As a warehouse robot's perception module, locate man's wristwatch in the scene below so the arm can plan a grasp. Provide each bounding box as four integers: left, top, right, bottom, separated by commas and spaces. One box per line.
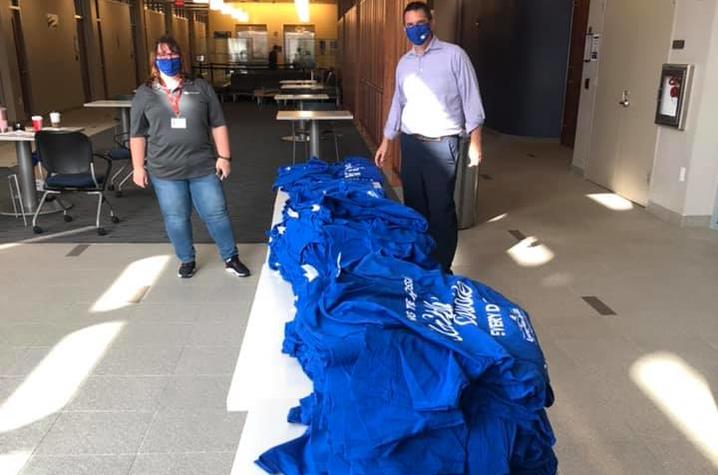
217, 156, 231, 162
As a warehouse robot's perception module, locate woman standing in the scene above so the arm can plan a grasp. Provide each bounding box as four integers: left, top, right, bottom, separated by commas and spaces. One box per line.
130, 36, 250, 279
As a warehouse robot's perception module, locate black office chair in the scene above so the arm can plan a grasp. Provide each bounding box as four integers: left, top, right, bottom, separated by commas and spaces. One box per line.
32, 131, 119, 236
106, 132, 132, 197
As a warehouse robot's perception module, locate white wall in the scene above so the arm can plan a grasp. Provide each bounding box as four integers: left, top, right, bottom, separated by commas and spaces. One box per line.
571, 0, 607, 171
649, 0, 718, 217
574, 0, 718, 222
682, 4, 718, 216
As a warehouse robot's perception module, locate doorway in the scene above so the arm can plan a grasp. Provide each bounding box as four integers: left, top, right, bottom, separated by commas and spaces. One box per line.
10, 2, 32, 119
561, 0, 591, 148
74, 0, 92, 103
586, 0, 675, 205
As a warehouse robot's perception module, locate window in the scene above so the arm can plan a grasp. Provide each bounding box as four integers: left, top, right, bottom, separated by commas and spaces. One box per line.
284, 25, 315, 67
233, 24, 268, 63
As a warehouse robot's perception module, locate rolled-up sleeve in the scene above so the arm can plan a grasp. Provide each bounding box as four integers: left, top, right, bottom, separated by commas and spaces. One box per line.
454, 49, 485, 133
200, 79, 226, 128
130, 90, 149, 138
383, 68, 405, 140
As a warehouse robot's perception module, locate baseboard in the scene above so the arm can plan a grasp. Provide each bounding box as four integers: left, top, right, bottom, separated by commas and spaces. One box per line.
570, 164, 585, 177
647, 201, 712, 228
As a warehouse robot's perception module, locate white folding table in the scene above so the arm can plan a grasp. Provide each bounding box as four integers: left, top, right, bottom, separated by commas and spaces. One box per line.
274, 93, 331, 143
227, 191, 312, 474
83, 100, 132, 135
279, 80, 318, 85
280, 84, 326, 92
276, 110, 354, 161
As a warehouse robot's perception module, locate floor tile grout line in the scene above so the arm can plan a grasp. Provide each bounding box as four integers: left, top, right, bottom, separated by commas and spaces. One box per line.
23, 411, 64, 468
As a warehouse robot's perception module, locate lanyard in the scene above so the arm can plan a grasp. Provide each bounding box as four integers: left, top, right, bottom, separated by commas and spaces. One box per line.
160, 80, 184, 117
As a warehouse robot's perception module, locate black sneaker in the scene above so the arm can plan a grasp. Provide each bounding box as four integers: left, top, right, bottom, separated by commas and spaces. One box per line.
225, 256, 250, 277
178, 261, 196, 279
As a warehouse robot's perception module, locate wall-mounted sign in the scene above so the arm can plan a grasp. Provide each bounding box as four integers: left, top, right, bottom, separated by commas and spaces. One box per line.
46, 13, 59, 30
213, 31, 232, 39
583, 33, 600, 62
655, 64, 694, 130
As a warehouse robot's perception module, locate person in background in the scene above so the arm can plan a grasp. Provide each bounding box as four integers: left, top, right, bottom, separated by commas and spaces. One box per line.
375, 1, 485, 273
293, 47, 303, 69
268, 45, 280, 70
130, 35, 250, 279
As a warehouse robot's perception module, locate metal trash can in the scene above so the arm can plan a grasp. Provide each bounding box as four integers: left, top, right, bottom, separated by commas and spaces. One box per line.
454, 137, 479, 230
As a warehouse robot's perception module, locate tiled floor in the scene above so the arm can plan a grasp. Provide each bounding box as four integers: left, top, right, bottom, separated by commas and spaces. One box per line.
0, 133, 717, 474
0, 244, 264, 474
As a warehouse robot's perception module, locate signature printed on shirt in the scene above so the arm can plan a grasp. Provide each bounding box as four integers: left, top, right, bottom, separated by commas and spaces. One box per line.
401, 276, 537, 344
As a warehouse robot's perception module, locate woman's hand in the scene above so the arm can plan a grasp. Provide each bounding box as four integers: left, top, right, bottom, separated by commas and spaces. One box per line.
216, 158, 231, 180
133, 168, 149, 188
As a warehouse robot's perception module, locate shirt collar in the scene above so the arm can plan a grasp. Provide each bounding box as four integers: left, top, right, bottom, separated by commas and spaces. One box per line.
409, 36, 442, 57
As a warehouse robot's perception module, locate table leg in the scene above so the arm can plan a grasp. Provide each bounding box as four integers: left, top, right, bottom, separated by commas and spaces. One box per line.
16, 141, 37, 213
298, 100, 306, 132
120, 108, 130, 135
310, 120, 320, 159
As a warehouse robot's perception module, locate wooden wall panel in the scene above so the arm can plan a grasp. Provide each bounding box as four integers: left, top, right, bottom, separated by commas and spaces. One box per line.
339, 0, 409, 181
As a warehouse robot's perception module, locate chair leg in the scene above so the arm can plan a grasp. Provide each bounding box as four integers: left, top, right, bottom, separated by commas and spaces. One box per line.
117, 169, 133, 192
32, 191, 50, 231
102, 194, 116, 215
110, 164, 127, 187
94, 192, 103, 229
8, 174, 27, 226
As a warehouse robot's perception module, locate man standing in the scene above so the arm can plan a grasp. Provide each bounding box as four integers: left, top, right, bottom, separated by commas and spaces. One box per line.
268, 45, 279, 70
375, 1, 485, 273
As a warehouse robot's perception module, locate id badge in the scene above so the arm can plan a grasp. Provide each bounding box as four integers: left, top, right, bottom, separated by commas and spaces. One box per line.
171, 117, 187, 129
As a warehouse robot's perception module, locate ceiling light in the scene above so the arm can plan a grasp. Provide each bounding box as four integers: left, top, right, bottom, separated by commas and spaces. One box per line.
294, 0, 310, 22
209, 0, 223, 10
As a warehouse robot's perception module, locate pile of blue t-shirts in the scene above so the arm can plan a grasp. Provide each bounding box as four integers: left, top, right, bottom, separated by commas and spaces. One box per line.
259, 157, 557, 475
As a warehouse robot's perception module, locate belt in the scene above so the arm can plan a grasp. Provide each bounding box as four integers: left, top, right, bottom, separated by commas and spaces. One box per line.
409, 133, 458, 142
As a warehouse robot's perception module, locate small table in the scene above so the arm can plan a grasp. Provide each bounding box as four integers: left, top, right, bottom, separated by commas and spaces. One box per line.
279, 80, 318, 85
276, 110, 354, 160
275, 94, 330, 143
280, 84, 325, 91
0, 127, 83, 216
84, 100, 132, 135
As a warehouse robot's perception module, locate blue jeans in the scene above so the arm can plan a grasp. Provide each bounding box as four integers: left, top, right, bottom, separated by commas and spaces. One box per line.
151, 173, 238, 263
400, 134, 460, 271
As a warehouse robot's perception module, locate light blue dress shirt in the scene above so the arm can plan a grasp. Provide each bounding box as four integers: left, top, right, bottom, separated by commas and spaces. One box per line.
384, 37, 486, 140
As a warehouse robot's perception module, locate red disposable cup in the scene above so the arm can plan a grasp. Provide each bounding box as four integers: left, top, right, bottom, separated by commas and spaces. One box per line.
31, 115, 43, 132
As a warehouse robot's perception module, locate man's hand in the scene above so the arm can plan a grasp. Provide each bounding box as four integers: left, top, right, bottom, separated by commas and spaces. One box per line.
374, 138, 390, 168
216, 158, 231, 180
133, 168, 149, 188
468, 142, 482, 167
468, 128, 483, 167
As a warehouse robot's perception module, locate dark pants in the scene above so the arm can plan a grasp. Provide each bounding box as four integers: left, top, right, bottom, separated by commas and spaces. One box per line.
400, 133, 460, 271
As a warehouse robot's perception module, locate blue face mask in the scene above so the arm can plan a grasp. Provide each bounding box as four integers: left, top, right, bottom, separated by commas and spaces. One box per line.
155, 57, 182, 77
405, 23, 432, 46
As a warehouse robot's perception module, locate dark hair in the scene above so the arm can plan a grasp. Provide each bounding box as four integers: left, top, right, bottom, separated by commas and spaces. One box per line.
146, 35, 190, 86
403, 2, 433, 21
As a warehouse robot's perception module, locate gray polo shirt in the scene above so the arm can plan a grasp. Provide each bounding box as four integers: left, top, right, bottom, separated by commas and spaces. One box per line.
130, 78, 226, 180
